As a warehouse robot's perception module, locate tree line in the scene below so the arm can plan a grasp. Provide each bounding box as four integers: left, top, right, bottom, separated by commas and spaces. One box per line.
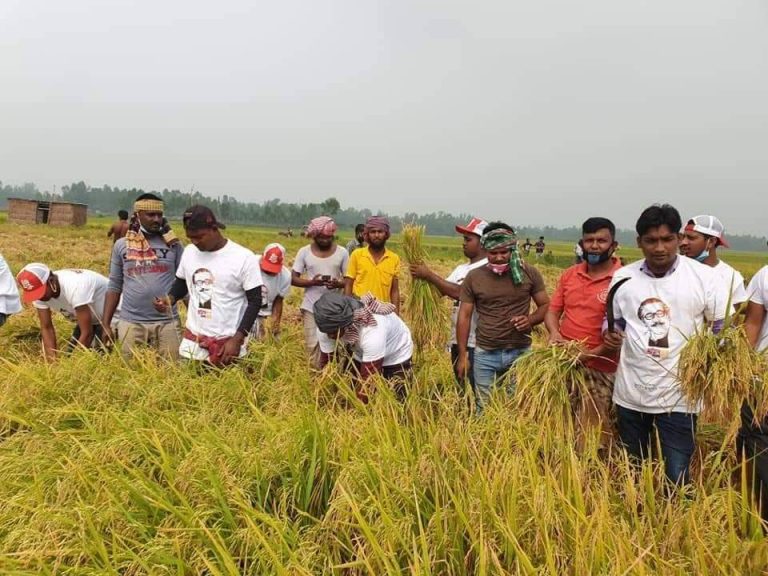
2, 180, 767, 251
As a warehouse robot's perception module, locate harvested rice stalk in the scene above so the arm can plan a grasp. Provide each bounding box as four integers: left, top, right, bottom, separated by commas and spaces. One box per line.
402, 224, 450, 353
513, 342, 587, 430
678, 324, 762, 424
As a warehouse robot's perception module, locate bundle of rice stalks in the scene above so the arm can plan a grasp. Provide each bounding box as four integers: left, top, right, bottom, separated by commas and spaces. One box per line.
678, 324, 766, 426
513, 342, 587, 433
401, 223, 450, 353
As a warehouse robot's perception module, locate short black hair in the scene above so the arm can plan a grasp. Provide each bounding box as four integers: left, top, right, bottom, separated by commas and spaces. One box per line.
118, 210, 129, 219
582, 217, 616, 239
355, 223, 365, 234
484, 221, 515, 235
636, 204, 682, 237
135, 192, 162, 202
539, 236, 544, 240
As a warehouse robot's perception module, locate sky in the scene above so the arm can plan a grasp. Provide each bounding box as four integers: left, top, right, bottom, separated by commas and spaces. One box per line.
2, 0, 767, 235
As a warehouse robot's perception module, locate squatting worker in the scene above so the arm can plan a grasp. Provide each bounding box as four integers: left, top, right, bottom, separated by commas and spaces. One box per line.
736, 263, 768, 522
17, 263, 110, 361
254, 243, 292, 339
680, 214, 747, 309
154, 205, 263, 366
604, 204, 730, 486
314, 292, 413, 401
103, 193, 183, 360
409, 217, 488, 392
292, 216, 349, 368
544, 217, 622, 452
457, 222, 550, 413
345, 215, 401, 314
0, 253, 21, 328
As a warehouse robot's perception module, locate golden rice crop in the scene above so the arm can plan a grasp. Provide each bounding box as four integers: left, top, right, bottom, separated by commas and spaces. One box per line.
678, 324, 764, 429
401, 223, 450, 354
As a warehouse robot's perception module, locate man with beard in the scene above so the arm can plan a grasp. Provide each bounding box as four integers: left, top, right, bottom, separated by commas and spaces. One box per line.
103, 193, 183, 359
344, 215, 401, 313
154, 205, 263, 366
679, 214, 747, 309
604, 204, 730, 485
409, 217, 488, 391
292, 216, 349, 368
545, 217, 622, 451
456, 222, 550, 413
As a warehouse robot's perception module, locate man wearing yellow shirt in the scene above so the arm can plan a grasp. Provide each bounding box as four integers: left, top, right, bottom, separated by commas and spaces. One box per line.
344, 215, 401, 314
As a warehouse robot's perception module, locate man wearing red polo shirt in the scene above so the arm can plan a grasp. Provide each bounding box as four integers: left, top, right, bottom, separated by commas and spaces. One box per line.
544, 217, 622, 451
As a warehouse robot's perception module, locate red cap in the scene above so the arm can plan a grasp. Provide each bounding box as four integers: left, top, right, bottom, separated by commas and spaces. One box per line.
455, 217, 489, 237
260, 243, 285, 274
16, 263, 51, 303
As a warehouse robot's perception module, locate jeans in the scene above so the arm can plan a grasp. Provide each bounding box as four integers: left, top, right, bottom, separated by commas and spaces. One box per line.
737, 401, 768, 522
473, 346, 530, 413
450, 345, 475, 394
616, 405, 697, 485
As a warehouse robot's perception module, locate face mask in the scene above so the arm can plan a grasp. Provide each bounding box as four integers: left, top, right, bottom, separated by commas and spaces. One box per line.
488, 262, 509, 276
694, 249, 710, 263
585, 248, 613, 265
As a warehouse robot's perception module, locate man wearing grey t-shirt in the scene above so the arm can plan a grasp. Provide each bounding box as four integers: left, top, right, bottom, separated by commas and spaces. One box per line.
103, 193, 183, 359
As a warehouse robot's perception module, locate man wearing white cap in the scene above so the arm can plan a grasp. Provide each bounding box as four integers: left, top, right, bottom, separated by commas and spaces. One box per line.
254, 243, 292, 339
409, 217, 488, 391
680, 215, 747, 308
0, 253, 22, 328
16, 263, 109, 360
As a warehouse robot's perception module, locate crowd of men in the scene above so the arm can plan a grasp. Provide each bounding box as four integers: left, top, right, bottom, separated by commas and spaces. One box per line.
2, 197, 768, 520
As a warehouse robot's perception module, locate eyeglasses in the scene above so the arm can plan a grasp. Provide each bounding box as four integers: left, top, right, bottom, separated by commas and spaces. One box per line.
641, 309, 668, 321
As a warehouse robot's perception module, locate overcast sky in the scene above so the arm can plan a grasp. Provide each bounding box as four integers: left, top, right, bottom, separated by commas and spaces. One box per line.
2, 0, 767, 234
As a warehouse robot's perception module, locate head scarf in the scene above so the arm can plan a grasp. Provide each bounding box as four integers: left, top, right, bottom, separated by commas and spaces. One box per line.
365, 215, 391, 239
314, 292, 396, 346
306, 216, 337, 238
480, 227, 525, 285
125, 198, 178, 263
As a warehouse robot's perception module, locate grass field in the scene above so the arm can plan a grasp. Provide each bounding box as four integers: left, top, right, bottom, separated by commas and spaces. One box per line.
1, 215, 768, 574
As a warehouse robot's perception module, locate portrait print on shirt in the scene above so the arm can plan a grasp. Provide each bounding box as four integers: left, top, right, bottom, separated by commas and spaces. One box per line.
192, 268, 214, 316
638, 297, 670, 356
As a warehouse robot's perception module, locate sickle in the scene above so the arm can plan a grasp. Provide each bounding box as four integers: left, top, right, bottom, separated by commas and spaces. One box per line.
607, 277, 630, 332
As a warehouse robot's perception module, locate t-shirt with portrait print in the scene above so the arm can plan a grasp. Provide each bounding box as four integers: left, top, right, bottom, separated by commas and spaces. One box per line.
609, 257, 730, 414
176, 239, 263, 341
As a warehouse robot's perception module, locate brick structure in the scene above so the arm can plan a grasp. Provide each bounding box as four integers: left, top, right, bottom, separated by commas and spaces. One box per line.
7, 198, 87, 226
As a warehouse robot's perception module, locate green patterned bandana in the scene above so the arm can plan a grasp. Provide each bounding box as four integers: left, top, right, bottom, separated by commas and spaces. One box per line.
480, 228, 524, 285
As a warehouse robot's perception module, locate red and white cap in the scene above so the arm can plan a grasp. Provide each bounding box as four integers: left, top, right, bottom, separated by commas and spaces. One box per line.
16, 263, 51, 303
685, 215, 730, 248
455, 217, 489, 237
260, 243, 286, 274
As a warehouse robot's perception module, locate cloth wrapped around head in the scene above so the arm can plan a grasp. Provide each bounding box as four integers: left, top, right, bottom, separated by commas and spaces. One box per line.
125, 197, 178, 263
306, 216, 337, 238
314, 292, 396, 345
365, 215, 390, 238
480, 226, 525, 285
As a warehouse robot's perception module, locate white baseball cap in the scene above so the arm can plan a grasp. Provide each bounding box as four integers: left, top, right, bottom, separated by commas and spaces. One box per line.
685, 215, 730, 248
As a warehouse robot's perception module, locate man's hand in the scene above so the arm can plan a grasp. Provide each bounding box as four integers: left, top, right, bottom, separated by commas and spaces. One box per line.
409, 264, 431, 280
455, 352, 469, 381
103, 325, 116, 346
548, 330, 566, 345
153, 296, 172, 313
510, 315, 532, 332
220, 333, 245, 365
311, 274, 328, 287
326, 277, 344, 289
603, 330, 624, 351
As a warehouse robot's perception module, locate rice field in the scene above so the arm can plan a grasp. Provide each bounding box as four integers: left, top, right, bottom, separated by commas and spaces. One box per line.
2, 215, 768, 574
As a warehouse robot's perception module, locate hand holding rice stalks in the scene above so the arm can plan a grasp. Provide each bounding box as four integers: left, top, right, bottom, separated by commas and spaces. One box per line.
402, 224, 450, 353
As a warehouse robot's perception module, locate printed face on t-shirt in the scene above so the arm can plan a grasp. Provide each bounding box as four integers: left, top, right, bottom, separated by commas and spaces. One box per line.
192, 268, 214, 311
637, 297, 671, 347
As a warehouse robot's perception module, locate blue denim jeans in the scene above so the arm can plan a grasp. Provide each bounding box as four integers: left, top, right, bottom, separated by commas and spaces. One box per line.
616, 405, 697, 485
473, 346, 530, 413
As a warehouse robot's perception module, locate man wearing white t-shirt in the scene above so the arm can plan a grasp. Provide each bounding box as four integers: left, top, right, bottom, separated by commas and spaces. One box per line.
0, 253, 22, 328
16, 263, 109, 360
737, 265, 768, 521
254, 243, 292, 339
314, 292, 413, 401
154, 205, 263, 366
604, 204, 730, 485
680, 214, 747, 309
409, 217, 488, 391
